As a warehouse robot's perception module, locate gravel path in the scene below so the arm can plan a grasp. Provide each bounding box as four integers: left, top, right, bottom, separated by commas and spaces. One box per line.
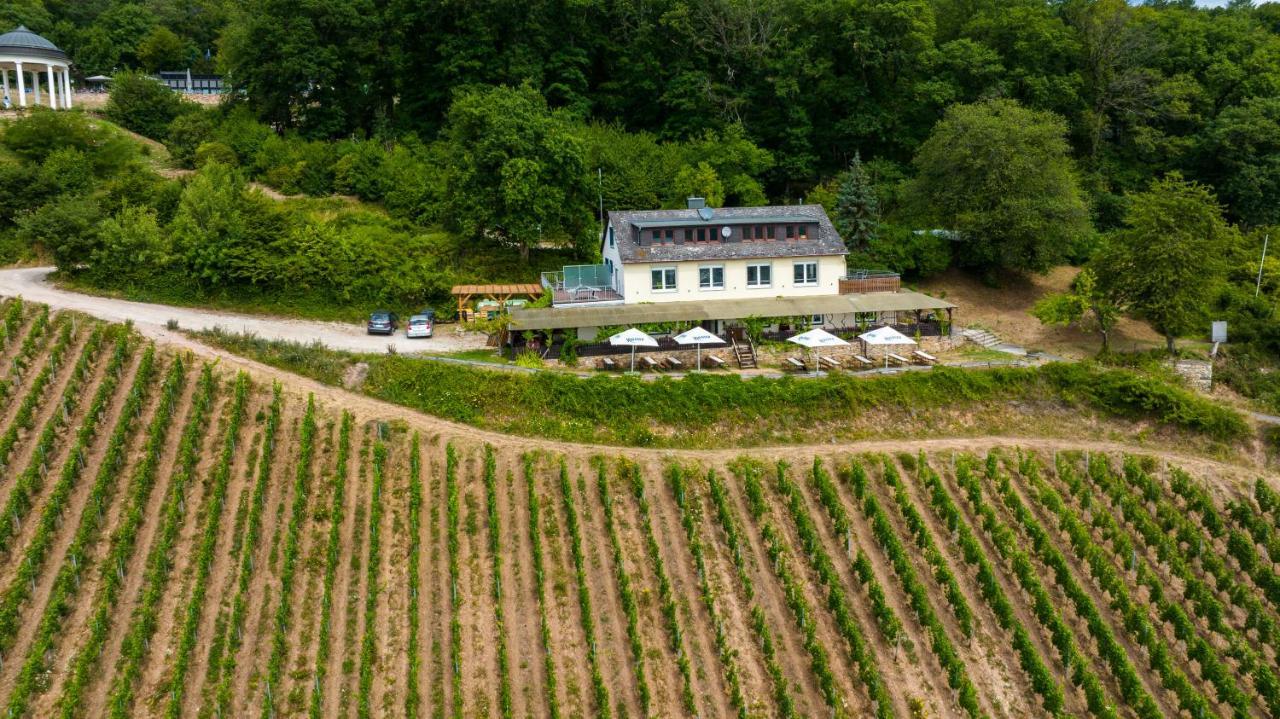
0, 267, 489, 354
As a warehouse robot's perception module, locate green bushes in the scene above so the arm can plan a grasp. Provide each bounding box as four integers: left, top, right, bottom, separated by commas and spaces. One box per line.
202, 329, 1248, 448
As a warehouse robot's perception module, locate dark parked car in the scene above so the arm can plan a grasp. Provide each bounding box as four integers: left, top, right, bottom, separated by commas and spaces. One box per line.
367, 310, 398, 335
416, 307, 437, 321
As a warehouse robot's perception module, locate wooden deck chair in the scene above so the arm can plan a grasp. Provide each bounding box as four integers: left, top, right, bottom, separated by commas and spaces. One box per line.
641, 355, 661, 371
852, 354, 874, 368
597, 357, 617, 371
706, 355, 726, 368
819, 355, 842, 370
664, 355, 683, 370
886, 352, 910, 366
785, 356, 808, 372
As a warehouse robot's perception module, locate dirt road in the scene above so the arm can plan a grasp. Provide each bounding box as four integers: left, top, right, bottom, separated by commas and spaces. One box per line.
0, 266, 488, 354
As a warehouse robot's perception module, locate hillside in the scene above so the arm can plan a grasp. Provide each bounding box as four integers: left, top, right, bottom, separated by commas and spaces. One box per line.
0, 298, 1274, 718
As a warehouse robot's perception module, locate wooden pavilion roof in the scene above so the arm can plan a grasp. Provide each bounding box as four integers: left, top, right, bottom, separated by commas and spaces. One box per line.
450, 283, 543, 297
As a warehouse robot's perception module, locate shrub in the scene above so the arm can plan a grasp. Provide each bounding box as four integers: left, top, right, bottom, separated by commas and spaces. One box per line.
194, 141, 238, 168
104, 71, 188, 141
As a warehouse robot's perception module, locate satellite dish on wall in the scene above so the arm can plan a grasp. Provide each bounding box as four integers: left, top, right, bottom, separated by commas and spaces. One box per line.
721, 226, 732, 238
697, 207, 714, 221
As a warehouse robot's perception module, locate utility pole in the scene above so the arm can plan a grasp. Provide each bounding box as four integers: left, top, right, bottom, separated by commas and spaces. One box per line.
597, 167, 604, 228
1257, 233, 1269, 298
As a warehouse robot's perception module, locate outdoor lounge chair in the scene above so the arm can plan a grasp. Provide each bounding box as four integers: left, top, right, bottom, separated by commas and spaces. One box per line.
664, 356, 683, 370
597, 357, 618, 371
641, 356, 661, 370
706, 355, 726, 368
887, 353, 910, 366
785, 356, 808, 372
819, 355, 842, 370
913, 350, 938, 365
852, 354, 874, 368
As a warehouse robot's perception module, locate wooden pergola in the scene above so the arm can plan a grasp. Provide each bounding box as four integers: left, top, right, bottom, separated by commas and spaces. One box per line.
451, 283, 543, 321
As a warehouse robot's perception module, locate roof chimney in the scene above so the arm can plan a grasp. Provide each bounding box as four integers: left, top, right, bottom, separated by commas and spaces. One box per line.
686, 196, 706, 210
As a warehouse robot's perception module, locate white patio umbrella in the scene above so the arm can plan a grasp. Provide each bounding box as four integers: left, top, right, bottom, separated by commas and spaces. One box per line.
672, 326, 725, 370
609, 327, 659, 372
787, 328, 849, 375
857, 325, 917, 368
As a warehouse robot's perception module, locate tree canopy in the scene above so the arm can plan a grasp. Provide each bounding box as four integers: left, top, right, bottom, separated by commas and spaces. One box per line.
910, 98, 1091, 276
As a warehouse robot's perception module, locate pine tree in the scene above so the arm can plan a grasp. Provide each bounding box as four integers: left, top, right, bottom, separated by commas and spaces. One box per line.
834, 153, 879, 249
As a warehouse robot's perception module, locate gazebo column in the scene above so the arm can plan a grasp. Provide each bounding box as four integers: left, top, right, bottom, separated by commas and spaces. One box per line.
46, 64, 57, 109
2, 69, 8, 103
62, 66, 71, 108
31, 70, 38, 105
14, 62, 24, 107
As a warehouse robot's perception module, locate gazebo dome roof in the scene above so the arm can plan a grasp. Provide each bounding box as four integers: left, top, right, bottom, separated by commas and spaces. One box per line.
0, 26, 69, 63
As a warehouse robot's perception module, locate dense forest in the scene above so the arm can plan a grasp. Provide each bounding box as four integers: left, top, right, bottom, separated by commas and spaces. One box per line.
0, 1, 1276, 384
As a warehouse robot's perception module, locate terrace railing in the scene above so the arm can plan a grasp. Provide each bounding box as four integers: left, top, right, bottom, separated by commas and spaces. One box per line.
839, 270, 901, 294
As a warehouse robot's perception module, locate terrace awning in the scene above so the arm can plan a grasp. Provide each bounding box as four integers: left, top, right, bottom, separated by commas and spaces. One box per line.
508, 290, 953, 331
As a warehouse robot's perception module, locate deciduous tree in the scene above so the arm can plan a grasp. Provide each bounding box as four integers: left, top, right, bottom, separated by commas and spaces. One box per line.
910, 98, 1092, 277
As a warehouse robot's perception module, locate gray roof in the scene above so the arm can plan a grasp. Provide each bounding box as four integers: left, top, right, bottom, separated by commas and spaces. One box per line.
606, 204, 847, 264
0, 26, 69, 62
510, 290, 953, 330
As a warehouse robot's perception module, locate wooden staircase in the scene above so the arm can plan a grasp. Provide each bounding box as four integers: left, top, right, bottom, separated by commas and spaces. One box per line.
732, 338, 757, 369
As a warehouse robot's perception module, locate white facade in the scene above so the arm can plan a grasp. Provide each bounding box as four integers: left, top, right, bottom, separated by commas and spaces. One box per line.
620, 254, 846, 303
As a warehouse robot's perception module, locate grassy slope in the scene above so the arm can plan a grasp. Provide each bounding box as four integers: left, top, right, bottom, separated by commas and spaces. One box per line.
194, 328, 1251, 452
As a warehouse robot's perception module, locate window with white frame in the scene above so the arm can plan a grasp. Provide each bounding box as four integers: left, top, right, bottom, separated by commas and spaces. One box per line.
746, 263, 772, 288
699, 265, 724, 290
793, 261, 818, 286
651, 267, 677, 291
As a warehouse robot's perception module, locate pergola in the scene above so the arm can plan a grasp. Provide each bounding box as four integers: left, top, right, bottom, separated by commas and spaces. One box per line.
0, 26, 73, 110
451, 283, 543, 321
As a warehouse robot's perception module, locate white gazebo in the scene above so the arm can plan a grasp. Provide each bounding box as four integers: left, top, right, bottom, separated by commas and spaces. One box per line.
0, 26, 73, 110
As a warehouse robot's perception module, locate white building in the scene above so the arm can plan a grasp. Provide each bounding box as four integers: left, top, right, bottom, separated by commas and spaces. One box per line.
0, 26, 73, 110
517, 199, 954, 350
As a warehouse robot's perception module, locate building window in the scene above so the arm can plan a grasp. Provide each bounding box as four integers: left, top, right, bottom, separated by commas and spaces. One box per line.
798, 224, 810, 240
794, 261, 818, 286
785, 225, 795, 239
684, 228, 693, 242
696, 228, 706, 242
766, 225, 776, 240
651, 229, 661, 243
651, 267, 677, 292
699, 265, 724, 290
746, 263, 772, 288
608, 227, 615, 247
665, 229, 674, 243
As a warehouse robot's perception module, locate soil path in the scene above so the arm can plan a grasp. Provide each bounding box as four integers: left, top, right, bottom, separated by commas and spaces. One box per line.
371, 433, 411, 716
457, 446, 499, 716
0, 267, 487, 354
323, 426, 370, 716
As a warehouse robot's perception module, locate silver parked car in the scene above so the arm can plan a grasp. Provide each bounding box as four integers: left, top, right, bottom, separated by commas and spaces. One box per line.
406, 314, 434, 338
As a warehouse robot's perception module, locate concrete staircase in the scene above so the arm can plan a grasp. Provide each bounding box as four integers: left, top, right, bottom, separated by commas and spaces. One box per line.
961, 328, 1003, 348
